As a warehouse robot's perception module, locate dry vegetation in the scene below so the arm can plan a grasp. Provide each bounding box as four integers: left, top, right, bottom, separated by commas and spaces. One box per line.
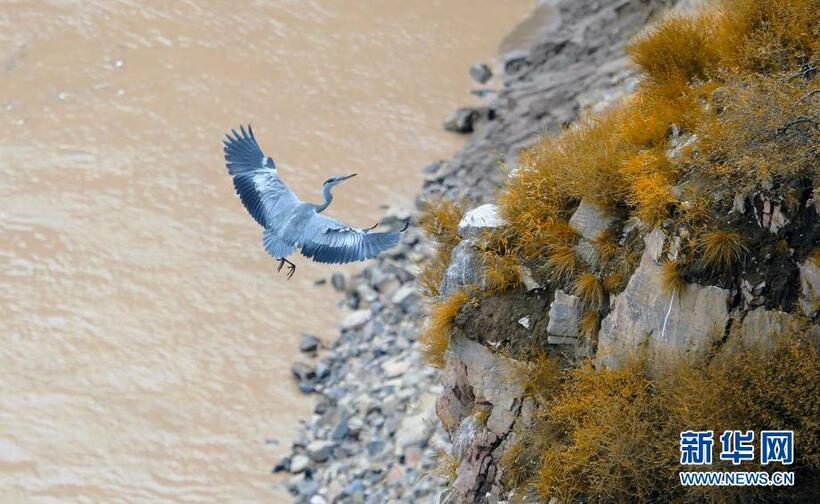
418, 290, 469, 367
503, 333, 819, 502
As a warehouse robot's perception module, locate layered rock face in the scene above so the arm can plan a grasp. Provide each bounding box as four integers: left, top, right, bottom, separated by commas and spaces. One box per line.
435, 201, 818, 502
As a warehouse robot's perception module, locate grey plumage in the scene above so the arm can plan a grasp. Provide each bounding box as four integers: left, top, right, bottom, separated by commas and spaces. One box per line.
223, 125, 402, 274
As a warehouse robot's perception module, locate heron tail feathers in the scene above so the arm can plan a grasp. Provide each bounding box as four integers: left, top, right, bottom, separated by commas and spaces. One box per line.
263, 228, 296, 259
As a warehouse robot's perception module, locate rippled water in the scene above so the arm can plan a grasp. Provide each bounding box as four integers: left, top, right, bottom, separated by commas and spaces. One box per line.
0, 1, 533, 501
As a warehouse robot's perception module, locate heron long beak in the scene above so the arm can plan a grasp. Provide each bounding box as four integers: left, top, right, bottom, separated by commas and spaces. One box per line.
342, 173, 357, 181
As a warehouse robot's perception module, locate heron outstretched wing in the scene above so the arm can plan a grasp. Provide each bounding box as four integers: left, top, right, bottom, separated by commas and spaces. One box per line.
223, 125, 299, 228
298, 213, 401, 264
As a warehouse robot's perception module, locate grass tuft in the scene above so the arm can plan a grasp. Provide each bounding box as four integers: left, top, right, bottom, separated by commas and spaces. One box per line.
572, 272, 605, 311
579, 311, 601, 341
419, 290, 469, 367
660, 259, 686, 296
544, 244, 582, 285
699, 229, 749, 274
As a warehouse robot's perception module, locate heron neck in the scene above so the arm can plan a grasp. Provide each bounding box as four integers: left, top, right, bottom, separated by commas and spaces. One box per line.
315, 183, 334, 213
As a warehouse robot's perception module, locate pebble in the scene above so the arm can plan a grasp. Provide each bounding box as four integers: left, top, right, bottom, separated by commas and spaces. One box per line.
299, 334, 321, 354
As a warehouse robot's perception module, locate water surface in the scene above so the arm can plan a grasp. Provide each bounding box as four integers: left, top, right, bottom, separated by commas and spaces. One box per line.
0, 1, 532, 501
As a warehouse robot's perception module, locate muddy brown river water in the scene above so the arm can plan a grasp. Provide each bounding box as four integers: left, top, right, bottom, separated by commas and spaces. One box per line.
0, 1, 533, 501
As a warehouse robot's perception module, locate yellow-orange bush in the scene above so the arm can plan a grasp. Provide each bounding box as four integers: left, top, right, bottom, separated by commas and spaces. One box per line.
481, 249, 522, 294
505, 333, 819, 502
419, 290, 469, 367
629, 14, 719, 85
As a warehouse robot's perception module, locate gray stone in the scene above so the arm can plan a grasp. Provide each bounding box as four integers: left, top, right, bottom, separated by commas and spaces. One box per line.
458, 204, 506, 239
486, 401, 518, 435
519, 264, 541, 291
452, 415, 482, 459
469, 63, 493, 84
291, 362, 315, 382
307, 440, 335, 462
366, 439, 386, 456
390, 285, 420, 313
331, 272, 346, 291
289, 454, 310, 474
299, 334, 321, 353
568, 199, 617, 241
340, 309, 371, 330
547, 335, 578, 345
297, 477, 319, 498
381, 356, 410, 378
596, 230, 730, 370
447, 334, 525, 410
444, 107, 485, 133
393, 413, 434, 455
439, 239, 485, 296
547, 290, 580, 337
732, 193, 747, 214
798, 258, 819, 318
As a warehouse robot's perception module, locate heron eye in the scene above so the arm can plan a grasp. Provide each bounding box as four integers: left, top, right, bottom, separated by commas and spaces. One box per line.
325, 178, 333, 184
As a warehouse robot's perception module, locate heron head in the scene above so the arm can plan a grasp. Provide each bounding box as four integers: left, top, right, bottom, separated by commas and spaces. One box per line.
324, 173, 357, 187
264, 157, 276, 169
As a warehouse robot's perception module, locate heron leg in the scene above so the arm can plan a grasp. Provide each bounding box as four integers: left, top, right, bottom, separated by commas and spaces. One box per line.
276, 258, 286, 272
365, 222, 379, 231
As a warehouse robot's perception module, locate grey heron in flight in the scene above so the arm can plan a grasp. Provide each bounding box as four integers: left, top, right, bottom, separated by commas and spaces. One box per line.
223, 125, 404, 278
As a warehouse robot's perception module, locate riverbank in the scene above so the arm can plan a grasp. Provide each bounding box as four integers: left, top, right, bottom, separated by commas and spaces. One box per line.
278, 1, 680, 502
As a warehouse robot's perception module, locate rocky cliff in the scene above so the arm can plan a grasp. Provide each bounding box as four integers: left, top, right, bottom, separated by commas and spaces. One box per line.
424, 0, 819, 502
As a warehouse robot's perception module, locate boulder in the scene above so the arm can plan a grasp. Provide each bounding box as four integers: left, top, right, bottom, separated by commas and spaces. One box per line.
440, 239, 485, 296
568, 199, 617, 241
469, 63, 493, 84
448, 335, 525, 409
458, 204, 506, 239
596, 229, 731, 370
798, 258, 819, 318
444, 107, 485, 133
547, 290, 580, 337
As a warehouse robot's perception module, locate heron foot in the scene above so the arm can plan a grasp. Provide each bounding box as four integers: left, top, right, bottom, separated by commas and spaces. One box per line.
366, 222, 379, 231
276, 258, 296, 279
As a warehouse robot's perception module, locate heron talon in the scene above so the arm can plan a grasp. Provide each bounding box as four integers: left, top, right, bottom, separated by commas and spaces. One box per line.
366, 222, 379, 231
286, 263, 296, 279
277, 258, 285, 272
